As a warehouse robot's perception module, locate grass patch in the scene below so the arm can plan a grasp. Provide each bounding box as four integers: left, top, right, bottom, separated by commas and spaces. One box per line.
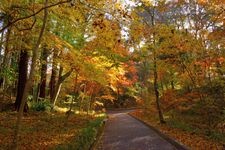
208, 131, 225, 143
55, 116, 105, 150
167, 119, 197, 133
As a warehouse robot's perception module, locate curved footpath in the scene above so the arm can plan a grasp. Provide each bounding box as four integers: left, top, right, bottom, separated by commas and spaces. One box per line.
99, 110, 188, 150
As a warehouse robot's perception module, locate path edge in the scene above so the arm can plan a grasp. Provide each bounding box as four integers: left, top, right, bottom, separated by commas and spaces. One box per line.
129, 113, 189, 150
90, 118, 107, 150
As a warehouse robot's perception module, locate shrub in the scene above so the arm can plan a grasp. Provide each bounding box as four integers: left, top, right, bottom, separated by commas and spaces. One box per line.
208, 131, 225, 143
56, 117, 105, 150
74, 117, 104, 150
167, 119, 196, 133
29, 100, 52, 111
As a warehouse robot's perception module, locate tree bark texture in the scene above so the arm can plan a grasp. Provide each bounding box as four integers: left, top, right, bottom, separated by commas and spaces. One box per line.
15, 50, 29, 111
39, 46, 49, 99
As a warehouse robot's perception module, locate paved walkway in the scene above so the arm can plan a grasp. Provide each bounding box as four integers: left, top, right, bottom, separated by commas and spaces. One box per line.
100, 110, 183, 150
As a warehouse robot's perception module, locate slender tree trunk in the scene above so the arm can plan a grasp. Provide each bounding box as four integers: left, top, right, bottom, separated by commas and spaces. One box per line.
79, 84, 86, 113
12, 1, 48, 149
52, 67, 73, 106
151, 6, 165, 124
0, 26, 12, 90
0, 31, 4, 64
49, 50, 58, 101
153, 54, 165, 124
65, 73, 78, 124
39, 46, 49, 99
171, 80, 174, 89
52, 65, 63, 105
52, 83, 62, 106
117, 86, 120, 101
15, 50, 29, 111
0, 16, 6, 68
87, 94, 92, 115
35, 83, 41, 102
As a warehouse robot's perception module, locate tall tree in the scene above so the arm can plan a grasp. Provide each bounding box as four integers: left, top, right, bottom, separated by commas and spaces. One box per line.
15, 50, 29, 111
39, 45, 49, 99
12, 0, 49, 148
49, 49, 58, 102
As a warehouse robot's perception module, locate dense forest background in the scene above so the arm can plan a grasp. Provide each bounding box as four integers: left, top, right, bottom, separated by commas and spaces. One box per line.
0, 0, 224, 149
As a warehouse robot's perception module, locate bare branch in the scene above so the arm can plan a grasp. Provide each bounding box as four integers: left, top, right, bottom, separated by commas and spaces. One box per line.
0, 0, 72, 33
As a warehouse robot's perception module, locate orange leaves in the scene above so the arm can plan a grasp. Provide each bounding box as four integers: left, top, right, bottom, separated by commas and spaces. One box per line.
131, 110, 224, 150
112, 42, 129, 57
0, 112, 93, 149
160, 89, 179, 112
85, 81, 102, 96
217, 57, 225, 64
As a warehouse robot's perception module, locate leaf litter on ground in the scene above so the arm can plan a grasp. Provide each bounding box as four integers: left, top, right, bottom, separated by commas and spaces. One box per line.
0, 111, 94, 150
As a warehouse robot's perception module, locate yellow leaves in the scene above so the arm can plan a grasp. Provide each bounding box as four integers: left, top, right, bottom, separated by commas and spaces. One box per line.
141, 0, 153, 7
52, 4, 86, 24
89, 54, 126, 85
157, 0, 168, 12
46, 33, 68, 50
100, 95, 115, 101
130, 22, 145, 42
115, 2, 122, 9
152, 25, 204, 60
209, 0, 225, 5
92, 18, 121, 48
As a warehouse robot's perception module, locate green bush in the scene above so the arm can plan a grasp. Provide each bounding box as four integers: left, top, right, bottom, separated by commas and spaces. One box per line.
56, 117, 105, 150
74, 117, 104, 150
208, 131, 225, 143
29, 100, 52, 111
167, 119, 196, 133
64, 95, 73, 103
75, 127, 97, 150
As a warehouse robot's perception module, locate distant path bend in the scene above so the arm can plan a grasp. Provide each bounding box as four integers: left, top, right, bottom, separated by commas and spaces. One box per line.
100, 110, 186, 150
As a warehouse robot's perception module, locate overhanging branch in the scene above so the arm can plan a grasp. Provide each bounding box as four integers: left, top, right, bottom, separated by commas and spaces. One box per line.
0, 0, 72, 33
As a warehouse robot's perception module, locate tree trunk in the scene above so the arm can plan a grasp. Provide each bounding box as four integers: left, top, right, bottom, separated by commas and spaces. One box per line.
153, 55, 165, 124
49, 50, 58, 101
79, 84, 86, 113
0, 26, 12, 89
52, 83, 62, 106
65, 73, 78, 124
0, 31, 4, 64
171, 80, 174, 89
35, 83, 41, 102
151, 6, 165, 124
12, 1, 48, 149
87, 95, 92, 115
0, 15, 7, 68
15, 50, 29, 111
39, 46, 49, 99
52, 65, 63, 104
52, 67, 73, 105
